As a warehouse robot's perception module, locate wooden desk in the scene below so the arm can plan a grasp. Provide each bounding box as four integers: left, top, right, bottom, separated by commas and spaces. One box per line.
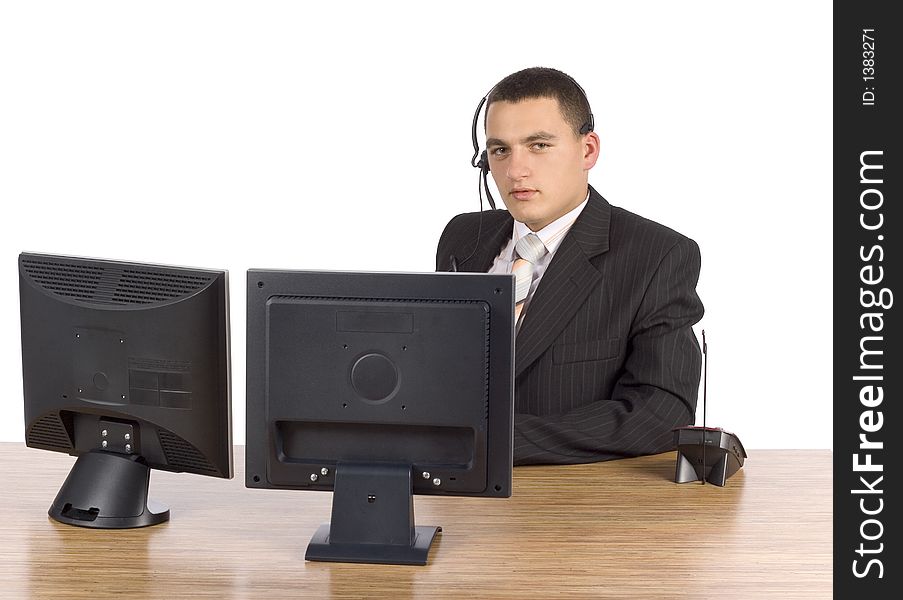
0, 444, 831, 599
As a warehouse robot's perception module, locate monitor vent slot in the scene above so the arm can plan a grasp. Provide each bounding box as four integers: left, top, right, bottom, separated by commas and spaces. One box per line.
22, 258, 214, 306
483, 311, 490, 420
277, 295, 482, 306
158, 430, 218, 475
21, 259, 104, 301
112, 269, 212, 304
27, 413, 74, 451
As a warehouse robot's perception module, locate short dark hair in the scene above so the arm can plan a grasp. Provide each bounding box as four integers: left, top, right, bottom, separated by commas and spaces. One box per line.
486, 67, 593, 136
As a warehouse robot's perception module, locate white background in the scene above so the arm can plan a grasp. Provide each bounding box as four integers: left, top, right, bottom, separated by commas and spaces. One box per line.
0, 1, 832, 449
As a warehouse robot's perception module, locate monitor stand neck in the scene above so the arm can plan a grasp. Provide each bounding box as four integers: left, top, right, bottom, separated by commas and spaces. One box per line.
49, 450, 170, 528
305, 461, 441, 565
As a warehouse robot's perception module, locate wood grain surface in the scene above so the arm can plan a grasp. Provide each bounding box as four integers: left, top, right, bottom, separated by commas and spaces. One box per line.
0, 444, 831, 599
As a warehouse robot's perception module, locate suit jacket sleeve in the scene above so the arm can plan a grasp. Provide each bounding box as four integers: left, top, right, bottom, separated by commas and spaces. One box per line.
514, 237, 703, 465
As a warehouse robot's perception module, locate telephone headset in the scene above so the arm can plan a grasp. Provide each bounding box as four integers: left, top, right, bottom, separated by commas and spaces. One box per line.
452, 73, 594, 272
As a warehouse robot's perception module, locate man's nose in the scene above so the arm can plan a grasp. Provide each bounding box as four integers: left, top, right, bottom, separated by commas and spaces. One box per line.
505, 148, 530, 180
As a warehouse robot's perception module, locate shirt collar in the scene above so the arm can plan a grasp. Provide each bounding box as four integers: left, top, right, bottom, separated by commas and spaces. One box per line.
512, 190, 590, 257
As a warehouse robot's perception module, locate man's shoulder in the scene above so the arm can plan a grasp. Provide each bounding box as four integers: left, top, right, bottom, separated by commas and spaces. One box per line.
435, 209, 512, 271
438, 209, 511, 248
608, 203, 699, 255
440, 209, 511, 237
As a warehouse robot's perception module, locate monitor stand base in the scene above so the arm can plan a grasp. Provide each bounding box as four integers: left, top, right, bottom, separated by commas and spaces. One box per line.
306, 523, 441, 566
49, 450, 170, 528
305, 461, 441, 565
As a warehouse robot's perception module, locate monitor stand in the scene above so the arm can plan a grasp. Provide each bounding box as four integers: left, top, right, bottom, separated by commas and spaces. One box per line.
305, 462, 441, 565
49, 450, 170, 528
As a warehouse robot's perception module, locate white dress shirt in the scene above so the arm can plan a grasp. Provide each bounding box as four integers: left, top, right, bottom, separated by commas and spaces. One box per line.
488, 192, 590, 314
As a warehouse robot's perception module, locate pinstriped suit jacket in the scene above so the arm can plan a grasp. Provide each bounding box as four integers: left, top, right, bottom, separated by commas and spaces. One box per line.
436, 186, 704, 465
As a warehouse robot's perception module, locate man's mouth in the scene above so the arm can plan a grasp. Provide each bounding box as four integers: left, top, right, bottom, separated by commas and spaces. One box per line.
510, 188, 537, 201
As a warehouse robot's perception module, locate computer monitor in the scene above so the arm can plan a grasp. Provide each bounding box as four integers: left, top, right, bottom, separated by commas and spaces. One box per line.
245, 269, 514, 565
19, 252, 232, 528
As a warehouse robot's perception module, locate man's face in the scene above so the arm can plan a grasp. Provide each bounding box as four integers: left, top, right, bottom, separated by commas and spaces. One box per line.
485, 97, 599, 232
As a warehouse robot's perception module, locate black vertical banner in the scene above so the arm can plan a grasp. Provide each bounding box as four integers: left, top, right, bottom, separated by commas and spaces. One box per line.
835, 3, 900, 597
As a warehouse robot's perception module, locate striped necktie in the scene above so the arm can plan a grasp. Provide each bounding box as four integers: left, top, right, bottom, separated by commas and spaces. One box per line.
512, 233, 548, 330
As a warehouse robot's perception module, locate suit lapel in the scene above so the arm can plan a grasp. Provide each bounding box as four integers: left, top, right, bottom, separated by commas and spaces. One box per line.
515, 187, 612, 377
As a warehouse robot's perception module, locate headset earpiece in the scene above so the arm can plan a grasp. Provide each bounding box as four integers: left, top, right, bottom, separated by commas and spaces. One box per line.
479, 150, 490, 173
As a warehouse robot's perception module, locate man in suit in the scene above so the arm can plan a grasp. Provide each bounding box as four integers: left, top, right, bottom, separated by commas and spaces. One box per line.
436, 67, 704, 465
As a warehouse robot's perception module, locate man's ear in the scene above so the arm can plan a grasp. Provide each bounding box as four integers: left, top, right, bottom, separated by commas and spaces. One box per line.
583, 131, 600, 171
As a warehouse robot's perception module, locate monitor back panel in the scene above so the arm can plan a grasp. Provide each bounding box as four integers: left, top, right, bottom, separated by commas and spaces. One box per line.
19, 253, 233, 478
246, 270, 514, 498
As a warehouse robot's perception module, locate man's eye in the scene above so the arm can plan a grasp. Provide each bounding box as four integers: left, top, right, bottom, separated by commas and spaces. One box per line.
532, 143, 550, 151
490, 147, 509, 157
